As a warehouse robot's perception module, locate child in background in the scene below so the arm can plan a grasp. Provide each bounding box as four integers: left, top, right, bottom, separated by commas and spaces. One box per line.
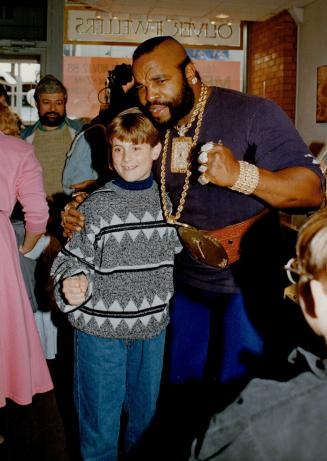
51, 107, 181, 460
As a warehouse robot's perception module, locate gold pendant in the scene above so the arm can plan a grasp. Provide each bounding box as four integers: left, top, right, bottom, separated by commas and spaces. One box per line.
178, 225, 228, 269
171, 137, 192, 173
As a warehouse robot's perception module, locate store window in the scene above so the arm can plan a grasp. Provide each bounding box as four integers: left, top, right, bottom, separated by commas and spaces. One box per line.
0, 60, 39, 125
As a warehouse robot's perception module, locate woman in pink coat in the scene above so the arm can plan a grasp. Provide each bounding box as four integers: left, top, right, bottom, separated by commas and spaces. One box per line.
0, 103, 53, 408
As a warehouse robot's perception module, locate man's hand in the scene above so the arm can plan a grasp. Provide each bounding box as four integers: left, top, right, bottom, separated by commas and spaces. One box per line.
62, 274, 88, 306
61, 192, 87, 238
71, 179, 97, 192
198, 141, 324, 208
199, 142, 240, 188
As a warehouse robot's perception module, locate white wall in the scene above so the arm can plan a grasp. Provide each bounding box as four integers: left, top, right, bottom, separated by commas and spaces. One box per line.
296, 0, 327, 148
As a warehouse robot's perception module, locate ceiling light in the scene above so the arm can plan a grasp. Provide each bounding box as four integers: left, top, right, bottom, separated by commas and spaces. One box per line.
216, 13, 230, 19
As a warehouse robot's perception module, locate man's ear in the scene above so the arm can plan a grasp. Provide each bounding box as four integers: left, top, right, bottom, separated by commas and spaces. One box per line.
301, 279, 324, 336
152, 142, 162, 160
185, 62, 197, 85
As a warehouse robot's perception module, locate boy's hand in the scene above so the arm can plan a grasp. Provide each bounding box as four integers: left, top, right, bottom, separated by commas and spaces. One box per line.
61, 192, 88, 238
62, 274, 88, 306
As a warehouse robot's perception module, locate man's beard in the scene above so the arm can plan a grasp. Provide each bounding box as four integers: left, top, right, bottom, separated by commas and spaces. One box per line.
39, 112, 66, 128
144, 78, 195, 130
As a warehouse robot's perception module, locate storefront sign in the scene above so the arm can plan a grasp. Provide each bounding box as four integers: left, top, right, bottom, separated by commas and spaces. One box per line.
65, 7, 242, 48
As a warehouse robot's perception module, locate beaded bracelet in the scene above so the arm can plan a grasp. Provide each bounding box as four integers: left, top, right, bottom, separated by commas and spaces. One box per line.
229, 160, 260, 195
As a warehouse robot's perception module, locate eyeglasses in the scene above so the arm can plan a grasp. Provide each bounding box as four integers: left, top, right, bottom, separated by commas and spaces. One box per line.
284, 257, 313, 285
284, 258, 300, 284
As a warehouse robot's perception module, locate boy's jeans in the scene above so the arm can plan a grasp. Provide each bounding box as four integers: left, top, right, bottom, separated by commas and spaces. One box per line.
74, 329, 166, 461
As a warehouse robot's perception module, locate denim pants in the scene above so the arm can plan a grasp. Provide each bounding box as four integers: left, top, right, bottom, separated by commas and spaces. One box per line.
74, 329, 166, 461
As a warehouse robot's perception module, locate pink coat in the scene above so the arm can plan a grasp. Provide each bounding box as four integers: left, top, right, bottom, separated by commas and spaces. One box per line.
0, 132, 53, 406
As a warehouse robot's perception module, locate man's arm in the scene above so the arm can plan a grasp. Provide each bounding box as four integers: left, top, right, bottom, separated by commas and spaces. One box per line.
250, 166, 323, 208
205, 144, 324, 209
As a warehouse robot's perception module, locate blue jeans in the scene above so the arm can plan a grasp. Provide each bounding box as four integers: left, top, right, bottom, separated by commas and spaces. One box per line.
74, 329, 166, 461
167, 284, 264, 385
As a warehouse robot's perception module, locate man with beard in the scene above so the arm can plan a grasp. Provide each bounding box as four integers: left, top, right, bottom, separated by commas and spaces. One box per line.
22, 74, 83, 197
62, 36, 325, 459
20, 76, 83, 388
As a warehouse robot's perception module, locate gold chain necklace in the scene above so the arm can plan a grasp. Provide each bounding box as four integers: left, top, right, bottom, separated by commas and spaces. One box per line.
160, 84, 208, 224
174, 84, 208, 137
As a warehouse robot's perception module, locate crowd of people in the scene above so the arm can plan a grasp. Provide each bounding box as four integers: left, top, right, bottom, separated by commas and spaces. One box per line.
0, 34, 326, 461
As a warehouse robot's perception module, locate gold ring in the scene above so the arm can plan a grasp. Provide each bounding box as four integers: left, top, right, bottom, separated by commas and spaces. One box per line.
198, 151, 208, 163
198, 164, 208, 173
198, 173, 210, 185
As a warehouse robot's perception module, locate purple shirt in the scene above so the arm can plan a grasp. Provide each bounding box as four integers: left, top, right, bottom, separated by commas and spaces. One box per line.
153, 87, 324, 292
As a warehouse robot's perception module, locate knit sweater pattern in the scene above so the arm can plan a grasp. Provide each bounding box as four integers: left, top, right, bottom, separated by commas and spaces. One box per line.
51, 181, 181, 340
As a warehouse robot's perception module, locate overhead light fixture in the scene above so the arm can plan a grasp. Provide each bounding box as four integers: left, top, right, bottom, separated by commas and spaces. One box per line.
216, 13, 230, 19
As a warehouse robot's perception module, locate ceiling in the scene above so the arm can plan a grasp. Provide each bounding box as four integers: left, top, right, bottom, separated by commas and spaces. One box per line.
67, 0, 316, 23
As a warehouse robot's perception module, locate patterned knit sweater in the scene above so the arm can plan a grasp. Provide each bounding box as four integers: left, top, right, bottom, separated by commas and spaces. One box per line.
51, 179, 181, 340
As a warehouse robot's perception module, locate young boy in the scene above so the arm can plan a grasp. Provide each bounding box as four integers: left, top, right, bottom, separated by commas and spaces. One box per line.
51, 108, 181, 461
189, 207, 327, 461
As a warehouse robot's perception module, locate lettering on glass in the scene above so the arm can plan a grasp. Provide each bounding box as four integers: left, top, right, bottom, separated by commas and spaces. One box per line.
66, 9, 240, 47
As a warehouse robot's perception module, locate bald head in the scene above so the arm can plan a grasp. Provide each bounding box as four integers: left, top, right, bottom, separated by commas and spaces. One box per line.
133, 36, 187, 65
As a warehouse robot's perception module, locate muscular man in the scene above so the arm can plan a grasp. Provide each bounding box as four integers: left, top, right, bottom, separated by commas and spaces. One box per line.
63, 36, 325, 459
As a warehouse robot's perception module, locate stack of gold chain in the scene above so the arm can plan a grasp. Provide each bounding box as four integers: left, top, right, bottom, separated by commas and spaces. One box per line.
160, 84, 209, 225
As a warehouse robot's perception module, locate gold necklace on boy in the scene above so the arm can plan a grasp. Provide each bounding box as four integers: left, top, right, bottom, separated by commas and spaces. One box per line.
159, 83, 228, 269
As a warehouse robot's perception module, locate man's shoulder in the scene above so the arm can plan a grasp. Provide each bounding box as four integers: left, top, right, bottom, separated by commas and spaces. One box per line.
21, 122, 39, 140
65, 117, 85, 133
211, 86, 273, 109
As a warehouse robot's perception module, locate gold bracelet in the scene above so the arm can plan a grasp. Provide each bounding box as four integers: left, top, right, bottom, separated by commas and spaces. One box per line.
229, 161, 260, 195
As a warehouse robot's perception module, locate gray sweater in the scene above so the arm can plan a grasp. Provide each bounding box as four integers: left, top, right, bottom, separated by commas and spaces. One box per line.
51, 181, 181, 340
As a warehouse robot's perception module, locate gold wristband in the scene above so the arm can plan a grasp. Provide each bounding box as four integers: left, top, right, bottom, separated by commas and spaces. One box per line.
229, 161, 259, 195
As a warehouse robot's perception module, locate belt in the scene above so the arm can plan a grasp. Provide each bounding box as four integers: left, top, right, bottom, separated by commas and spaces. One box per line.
202, 209, 269, 265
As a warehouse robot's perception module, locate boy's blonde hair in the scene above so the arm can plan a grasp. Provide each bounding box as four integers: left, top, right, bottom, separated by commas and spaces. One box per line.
0, 102, 21, 136
296, 207, 327, 313
107, 107, 160, 148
